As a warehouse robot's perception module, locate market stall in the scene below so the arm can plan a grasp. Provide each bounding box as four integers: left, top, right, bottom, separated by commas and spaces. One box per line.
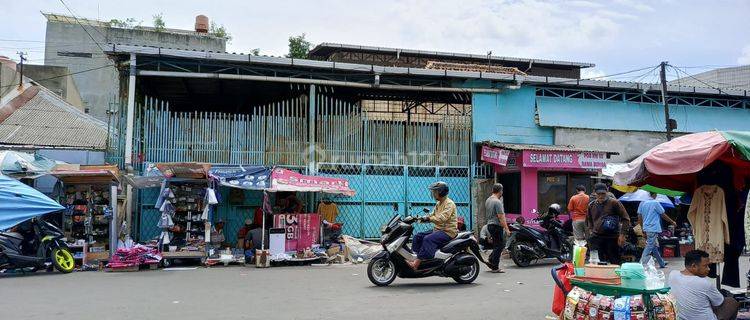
614, 131, 750, 290
50, 165, 120, 265
152, 162, 213, 267
264, 167, 355, 264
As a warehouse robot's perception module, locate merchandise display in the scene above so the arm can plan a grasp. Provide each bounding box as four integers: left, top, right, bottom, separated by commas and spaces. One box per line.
156, 180, 211, 264
687, 185, 729, 263
60, 184, 113, 263
562, 287, 675, 320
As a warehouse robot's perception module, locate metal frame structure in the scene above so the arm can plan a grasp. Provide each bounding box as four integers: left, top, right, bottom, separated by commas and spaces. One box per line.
536, 87, 750, 108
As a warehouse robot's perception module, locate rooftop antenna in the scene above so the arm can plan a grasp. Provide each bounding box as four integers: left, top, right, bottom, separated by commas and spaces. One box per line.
486, 51, 492, 68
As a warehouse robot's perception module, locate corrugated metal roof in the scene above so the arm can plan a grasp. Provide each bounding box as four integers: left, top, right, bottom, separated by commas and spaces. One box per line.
0, 85, 108, 150
482, 141, 618, 155
309, 42, 596, 68
105, 44, 750, 99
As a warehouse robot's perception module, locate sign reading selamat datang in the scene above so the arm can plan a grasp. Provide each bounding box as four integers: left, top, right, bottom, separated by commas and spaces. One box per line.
522, 150, 607, 170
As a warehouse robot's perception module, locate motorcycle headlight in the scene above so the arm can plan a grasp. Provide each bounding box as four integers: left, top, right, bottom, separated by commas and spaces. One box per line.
380, 234, 388, 243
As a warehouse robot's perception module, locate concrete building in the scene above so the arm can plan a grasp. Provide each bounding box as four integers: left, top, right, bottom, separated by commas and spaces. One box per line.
42, 13, 227, 120
669, 65, 750, 91
23, 64, 85, 111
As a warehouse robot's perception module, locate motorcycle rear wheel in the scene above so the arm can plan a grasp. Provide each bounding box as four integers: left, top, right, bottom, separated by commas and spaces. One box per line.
510, 242, 534, 267
52, 248, 75, 273
452, 259, 480, 284
367, 257, 397, 286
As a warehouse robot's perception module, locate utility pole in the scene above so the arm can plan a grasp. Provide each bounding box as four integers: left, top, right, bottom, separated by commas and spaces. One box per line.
659, 61, 673, 141
17, 52, 26, 88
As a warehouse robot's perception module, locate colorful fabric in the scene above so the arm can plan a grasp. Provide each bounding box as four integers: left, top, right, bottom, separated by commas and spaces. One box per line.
317, 202, 339, 223
687, 185, 730, 263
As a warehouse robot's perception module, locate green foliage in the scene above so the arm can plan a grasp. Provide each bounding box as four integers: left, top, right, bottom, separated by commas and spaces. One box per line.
249, 48, 261, 56
209, 21, 232, 43
109, 18, 141, 29
286, 33, 311, 59
153, 13, 166, 32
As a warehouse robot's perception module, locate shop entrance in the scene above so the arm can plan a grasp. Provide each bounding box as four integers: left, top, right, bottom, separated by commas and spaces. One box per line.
537, 172, 594, 215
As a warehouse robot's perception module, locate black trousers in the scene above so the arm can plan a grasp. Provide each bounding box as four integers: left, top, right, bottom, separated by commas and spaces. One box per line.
487, 224, 505, 270
589, 235, 622, 265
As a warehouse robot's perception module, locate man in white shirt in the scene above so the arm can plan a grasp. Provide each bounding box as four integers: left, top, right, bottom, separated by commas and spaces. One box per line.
668, 250, 738, 320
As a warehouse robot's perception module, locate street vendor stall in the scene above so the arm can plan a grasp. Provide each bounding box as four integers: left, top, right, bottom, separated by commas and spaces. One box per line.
152, 162, 213, 267
263, 167, 355, 264
614, 131, 750, 290
50, 165, 120, 264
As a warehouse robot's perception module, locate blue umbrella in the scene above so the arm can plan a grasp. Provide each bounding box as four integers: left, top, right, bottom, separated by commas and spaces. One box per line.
618, 189, 675, 209
0, 174, 64, 230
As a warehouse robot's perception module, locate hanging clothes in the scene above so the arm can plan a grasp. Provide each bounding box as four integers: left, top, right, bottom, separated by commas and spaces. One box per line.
687, 185, 730, 263
722, 187, 743, 287
318, 201, 340, 223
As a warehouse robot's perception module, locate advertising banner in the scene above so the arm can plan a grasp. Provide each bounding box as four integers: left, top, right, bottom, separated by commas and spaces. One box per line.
522, 150, 607, 170
273, 213, 320, 252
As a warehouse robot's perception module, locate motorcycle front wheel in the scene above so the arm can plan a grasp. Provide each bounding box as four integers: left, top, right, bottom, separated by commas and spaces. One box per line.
367, 257, 397, 286
52, 248, 75, 273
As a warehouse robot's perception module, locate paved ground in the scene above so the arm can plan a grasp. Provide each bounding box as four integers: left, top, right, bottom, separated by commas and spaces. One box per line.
0, 256, 740, 320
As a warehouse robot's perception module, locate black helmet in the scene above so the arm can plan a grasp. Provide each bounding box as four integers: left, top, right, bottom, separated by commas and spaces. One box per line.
548, 203, 561, 216
428, 181, 449, 197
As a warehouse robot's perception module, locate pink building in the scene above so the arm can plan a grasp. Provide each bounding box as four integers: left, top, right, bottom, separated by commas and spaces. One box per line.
480, 143, 616, 224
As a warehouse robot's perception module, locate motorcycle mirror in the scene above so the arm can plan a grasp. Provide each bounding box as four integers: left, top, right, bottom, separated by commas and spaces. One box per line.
393, 203, 399, 212
422, 208, 430, 214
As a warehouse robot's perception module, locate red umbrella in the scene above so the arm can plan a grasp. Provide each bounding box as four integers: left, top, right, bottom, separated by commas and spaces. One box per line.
614, 131, 750, 191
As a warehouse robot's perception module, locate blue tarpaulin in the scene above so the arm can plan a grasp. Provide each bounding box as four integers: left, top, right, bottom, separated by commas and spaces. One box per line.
208, 165, 270, 190
0, 174, 64, 230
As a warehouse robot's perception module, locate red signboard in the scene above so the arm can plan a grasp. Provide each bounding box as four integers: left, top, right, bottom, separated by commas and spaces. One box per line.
481, 145, 511, 166
522, 150, 607, 170
273, 213, 320, 252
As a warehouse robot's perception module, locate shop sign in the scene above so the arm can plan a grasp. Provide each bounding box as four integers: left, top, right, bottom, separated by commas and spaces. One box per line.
481, 145, 511, 166
209, 165, 270, 190
273, 213, 320, 252
522, 150, 607, 169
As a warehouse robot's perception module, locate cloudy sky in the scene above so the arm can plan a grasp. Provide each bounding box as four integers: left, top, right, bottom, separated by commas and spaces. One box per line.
1, 0, 749, 82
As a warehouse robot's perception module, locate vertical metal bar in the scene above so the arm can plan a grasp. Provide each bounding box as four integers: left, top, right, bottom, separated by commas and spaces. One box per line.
124, 53, 137, 167
308, 85, 316, 174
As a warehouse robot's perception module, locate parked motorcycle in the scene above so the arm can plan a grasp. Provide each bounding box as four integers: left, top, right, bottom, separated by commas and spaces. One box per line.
367, 211, 486, 286
0, 218, 75, 273
507, 204, 572, 267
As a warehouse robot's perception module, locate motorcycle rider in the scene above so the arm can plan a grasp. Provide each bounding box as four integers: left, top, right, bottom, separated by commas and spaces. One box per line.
407, 181, 458, 270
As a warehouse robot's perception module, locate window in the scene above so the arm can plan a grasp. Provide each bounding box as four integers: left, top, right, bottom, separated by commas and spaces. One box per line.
538, 172, 594, 214
57, 51, 93, 58
497, 172, 521, 214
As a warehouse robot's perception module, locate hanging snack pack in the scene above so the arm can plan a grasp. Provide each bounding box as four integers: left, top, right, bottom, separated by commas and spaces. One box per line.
597, 295, 615, 320
563, 287, 585, 320
651, 293, 676, 320
629, 295, 646, 320
613, 296, 631, 320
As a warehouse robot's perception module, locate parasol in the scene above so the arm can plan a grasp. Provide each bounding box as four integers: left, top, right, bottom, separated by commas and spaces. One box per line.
614, 131, 750, 191
0, 174, 64, 230
618, 189, 675, 209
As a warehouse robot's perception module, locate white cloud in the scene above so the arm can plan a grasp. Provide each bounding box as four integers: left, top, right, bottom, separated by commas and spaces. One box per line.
581, 68, 607, 79
613, 0, 655, 12
739, 44, 750, 65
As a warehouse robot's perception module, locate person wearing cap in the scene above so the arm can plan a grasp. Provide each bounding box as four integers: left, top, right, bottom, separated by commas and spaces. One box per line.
407, 181, 458, 270
586, 183, 631, 265
237, 218, 253, 249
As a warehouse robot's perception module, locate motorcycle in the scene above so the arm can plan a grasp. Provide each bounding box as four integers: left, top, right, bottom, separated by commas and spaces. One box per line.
507, 204, 572, 267
367, 211, 486, 286
0, 218, 75, 273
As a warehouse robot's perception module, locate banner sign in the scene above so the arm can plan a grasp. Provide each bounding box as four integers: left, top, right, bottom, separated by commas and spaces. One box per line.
273, 213, 321, 252
270, 168, 355, 196
522, 150, 607, 170
480, 145, 511, 166
208, 165, 270, 190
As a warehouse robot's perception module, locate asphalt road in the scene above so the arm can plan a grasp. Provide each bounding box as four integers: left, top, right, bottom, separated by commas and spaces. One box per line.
0, 256, 727, 320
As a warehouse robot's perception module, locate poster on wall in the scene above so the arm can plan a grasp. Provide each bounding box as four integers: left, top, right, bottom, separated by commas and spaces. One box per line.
273, 213, 320, 252
481, 145, 511, 166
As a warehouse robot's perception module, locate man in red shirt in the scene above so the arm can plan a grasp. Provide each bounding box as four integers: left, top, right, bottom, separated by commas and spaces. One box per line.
568, 185, 590, 241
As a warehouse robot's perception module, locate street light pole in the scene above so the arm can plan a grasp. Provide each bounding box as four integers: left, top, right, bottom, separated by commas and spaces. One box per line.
659, 61, 673, 141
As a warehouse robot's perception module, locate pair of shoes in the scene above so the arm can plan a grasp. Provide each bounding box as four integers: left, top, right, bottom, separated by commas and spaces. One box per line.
488, 269, 505, 274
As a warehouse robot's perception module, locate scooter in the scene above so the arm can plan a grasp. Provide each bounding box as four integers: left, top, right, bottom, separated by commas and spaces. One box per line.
507, 204, 572, 267
367, 210, 486, 286
0, 218, 75, 273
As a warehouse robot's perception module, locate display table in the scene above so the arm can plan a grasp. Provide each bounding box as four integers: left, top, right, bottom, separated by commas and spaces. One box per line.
570, 277, 670, 296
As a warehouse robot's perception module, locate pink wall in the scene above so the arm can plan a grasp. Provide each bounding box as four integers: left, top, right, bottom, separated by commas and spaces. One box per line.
520, 167, 538, 220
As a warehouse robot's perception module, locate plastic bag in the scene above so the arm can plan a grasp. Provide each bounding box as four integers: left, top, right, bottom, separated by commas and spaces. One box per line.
342, 235, 381, 263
